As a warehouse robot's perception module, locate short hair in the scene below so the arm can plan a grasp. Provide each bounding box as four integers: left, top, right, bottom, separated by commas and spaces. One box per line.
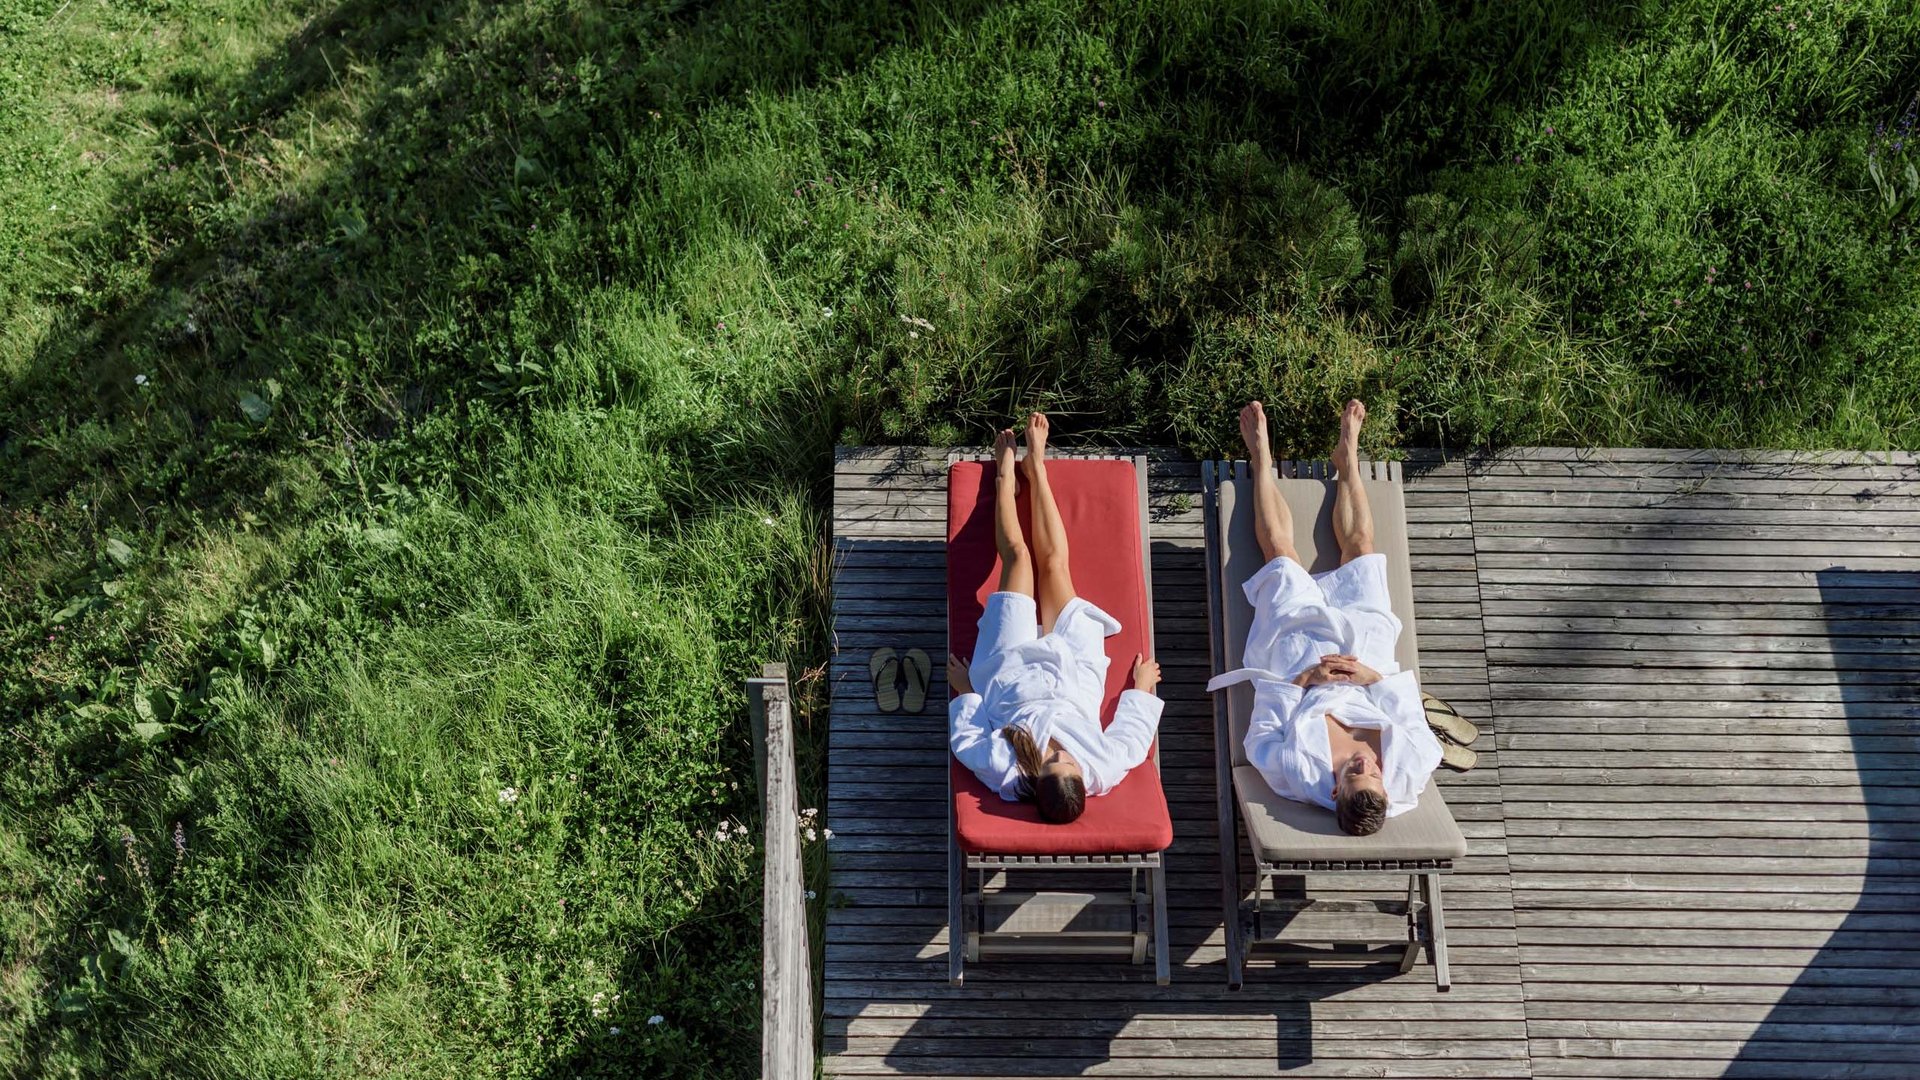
1335, 786, 1387, 836
1036, 772, 1086, 824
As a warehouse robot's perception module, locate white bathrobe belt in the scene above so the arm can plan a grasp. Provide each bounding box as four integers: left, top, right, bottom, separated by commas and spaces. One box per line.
1203, 667, 1292, 693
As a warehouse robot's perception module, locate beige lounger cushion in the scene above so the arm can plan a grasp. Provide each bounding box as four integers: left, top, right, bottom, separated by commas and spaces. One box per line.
1233, 766, 1467, 863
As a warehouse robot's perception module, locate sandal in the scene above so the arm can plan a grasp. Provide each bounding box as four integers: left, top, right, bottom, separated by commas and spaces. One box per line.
1439, 740, 1479, 772
870, 648, 902, 713
901, 648, 931, 714
1422, 692, 1481, 747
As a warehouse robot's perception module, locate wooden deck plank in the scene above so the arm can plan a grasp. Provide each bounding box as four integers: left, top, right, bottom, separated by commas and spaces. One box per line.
1476, 453, 1920, 1079
824, 446, 1920, 1078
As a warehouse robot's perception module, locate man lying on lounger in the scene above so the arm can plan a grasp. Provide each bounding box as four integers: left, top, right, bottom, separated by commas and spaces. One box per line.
947, 412, 1164, 824
1206, 399, 1442, 836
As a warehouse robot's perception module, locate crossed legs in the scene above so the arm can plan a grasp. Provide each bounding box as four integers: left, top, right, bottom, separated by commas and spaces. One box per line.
1239, 399, 1376, 566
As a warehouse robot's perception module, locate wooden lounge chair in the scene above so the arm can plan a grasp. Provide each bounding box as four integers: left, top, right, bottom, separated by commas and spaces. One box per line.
1201, 458, 1467, 991
945, 454, 1173, 986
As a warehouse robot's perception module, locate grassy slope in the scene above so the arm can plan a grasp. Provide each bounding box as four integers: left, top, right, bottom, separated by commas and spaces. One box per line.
1, 0, 1916, 1076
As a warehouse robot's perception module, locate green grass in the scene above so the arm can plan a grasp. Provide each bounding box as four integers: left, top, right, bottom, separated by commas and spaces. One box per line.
1, 0, 1916, 1075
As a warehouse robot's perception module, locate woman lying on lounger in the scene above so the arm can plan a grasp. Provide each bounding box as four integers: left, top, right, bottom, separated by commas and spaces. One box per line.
1208, 399, 1442, 837
947, 413, 1163, 825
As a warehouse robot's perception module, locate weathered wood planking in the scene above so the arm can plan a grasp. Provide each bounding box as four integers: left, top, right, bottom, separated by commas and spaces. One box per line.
825, 446, 1523, 1078
823, 444, 1920, 1078
1478, 451, 1920, 1079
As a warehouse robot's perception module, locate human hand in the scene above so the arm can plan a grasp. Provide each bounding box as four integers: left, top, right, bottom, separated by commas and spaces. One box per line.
947, 653, 973, 696
1322, 654, 1383, 686
1292, 655, 1360, 688
1131, 653, 1161, 695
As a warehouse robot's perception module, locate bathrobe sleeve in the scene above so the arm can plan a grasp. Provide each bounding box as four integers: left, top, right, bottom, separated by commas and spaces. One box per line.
1100, 690, 1163, 783
949, 693, 1024, 800
1242, 678, 1306, 798
1367, 671, 1442, 813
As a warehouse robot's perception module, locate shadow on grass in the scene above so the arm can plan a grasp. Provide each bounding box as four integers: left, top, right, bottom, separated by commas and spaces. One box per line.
3, 1, 987, 1071
1724, 567, 1920, 1079
3, 0, 1655, 1071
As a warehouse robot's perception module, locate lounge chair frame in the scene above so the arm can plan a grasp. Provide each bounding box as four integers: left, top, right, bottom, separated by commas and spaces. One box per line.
1202, 458, 1456, 991
946, 453, 1170, 987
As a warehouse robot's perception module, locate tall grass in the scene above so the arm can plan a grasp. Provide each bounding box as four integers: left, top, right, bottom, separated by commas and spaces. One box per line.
2, 0, 1916, 1075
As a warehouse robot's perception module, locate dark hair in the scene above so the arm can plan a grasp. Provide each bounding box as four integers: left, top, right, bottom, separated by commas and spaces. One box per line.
1035, 771, 1086, 824
1005, 726, 1087, 824
1335, 786, 1388, 836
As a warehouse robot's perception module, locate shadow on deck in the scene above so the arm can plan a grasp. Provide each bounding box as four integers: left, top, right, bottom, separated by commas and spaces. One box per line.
1725, 568, 1920, 1080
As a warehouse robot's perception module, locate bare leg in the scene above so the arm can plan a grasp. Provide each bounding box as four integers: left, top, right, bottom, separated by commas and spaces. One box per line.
1023, 413, 1076, 634
993, 428, 1034, 597
1240, 401, 1300, 564
1332, 399, 1376, 565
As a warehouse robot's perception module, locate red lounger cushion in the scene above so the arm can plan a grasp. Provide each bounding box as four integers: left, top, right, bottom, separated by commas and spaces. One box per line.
947, 458, 1173, 856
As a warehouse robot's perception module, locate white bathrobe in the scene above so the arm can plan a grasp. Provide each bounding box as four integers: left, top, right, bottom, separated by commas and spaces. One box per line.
1206, 554, 1440, 817
949, 593, 1161, 799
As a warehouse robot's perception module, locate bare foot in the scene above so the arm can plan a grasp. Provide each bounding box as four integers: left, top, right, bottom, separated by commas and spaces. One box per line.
1239, 401, 1271, 464
1022, 412, 1050, 476
993, 428, 1019, 481
1336, 399, 1366, 464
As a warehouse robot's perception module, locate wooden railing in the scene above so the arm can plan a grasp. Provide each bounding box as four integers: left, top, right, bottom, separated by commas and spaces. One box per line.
748, 663, 813, 1080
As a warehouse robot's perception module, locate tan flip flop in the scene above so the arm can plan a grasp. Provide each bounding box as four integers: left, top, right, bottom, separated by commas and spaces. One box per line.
1439, 740, 1478, 772
901, 648, 931, 714
1422, 692, 1480, 747
870, 648, 901, 713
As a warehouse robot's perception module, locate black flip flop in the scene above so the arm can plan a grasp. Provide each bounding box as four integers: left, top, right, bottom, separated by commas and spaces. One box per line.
870, 648, 901, 713
901, 648, 931, 713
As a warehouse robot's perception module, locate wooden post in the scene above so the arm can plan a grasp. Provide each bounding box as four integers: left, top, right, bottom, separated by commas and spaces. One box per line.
753, 666, 813, 1080
747, 662, 787, 816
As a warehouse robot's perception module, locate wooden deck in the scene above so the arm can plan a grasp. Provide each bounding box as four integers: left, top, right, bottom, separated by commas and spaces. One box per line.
823, 446, 1920, 1079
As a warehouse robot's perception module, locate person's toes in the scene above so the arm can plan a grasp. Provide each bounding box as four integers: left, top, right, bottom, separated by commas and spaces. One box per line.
1338, 399, 1365, 446
1025, 413, 1049, 460
1239, 401, 1268, 454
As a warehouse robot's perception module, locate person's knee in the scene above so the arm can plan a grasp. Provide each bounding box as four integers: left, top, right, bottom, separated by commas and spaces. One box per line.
1264, 541, 1302, 565
999, 537, 1031, 564
1034, 545, 1070, 573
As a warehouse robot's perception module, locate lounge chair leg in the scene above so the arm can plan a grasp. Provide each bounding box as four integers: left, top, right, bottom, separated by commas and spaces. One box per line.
1397, 874, 1420, 974
1219, 820, 1243, 991
1152, 860, 1171, 986
948, 841, 965, 986
1423, 873, 1451, 992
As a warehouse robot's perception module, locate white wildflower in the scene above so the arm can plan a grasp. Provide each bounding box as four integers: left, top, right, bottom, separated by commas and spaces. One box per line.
609, 1026, 621, 1035
804, 827, 817, 842
824, 828, 835, 840
805, 889, 817, 900
648, 1014, 665, 1026
497, 787, 520, 805
820, 306, 833, 318
134, 374, 149, 386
